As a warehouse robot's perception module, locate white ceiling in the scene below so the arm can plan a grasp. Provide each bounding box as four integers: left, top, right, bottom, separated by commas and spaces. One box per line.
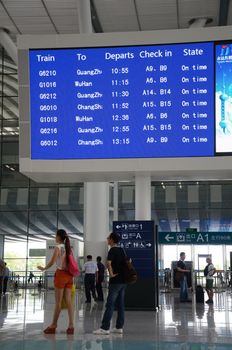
1, 0, 232, 132
0, 0, 231, 38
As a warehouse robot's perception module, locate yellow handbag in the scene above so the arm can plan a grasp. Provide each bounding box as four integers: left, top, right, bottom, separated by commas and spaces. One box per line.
61, 284, 75, 309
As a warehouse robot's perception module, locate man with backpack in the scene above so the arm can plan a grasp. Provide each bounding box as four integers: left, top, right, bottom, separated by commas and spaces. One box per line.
204, 257, 216, 304
93, 232, 126, 335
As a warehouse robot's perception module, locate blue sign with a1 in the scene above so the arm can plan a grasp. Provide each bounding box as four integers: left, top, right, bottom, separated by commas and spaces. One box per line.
159, 231, 232, 245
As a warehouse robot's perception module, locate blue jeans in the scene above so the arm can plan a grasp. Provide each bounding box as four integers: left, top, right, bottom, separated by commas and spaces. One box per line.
101, 283, 126, 330
180, 275, 188, 301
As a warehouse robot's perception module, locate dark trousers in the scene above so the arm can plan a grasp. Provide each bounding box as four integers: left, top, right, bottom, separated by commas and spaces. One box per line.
0, 277, 3, 294
96, 279, 104, 301
3, 277, 8, 294
101, 283, 126, 330
84, 274, 96, 302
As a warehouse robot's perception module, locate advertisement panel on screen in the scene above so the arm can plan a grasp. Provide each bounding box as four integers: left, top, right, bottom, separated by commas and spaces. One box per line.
215, 42, 232, 154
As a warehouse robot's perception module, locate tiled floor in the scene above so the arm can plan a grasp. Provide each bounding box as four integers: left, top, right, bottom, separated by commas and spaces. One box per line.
1, 288, 232, 349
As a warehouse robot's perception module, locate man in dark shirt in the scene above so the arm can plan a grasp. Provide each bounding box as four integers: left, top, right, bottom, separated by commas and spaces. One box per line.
96, 256, 105, 301
0, 258, 5, 295
177, 252, 191, 302
93, 232, 126, 335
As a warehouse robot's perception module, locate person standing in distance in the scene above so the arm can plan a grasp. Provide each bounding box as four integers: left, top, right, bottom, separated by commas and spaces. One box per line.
93, 232, 126, 335
37, 229, 74, 334
0, 258, 5, 295
3, 263, 10, 295
177, 252, 191, 302
96, 256, 105, 301
83, 255, 98, 303
205, 257, 216, 304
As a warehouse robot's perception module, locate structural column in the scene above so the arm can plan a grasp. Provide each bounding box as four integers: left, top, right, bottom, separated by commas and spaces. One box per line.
77, 0, 109, 259
135, 175, 151, 220
84, 183, 109, 258
0, 235, 4, 258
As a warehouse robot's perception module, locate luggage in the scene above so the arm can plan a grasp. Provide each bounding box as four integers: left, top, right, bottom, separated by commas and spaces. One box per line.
195, 285, 204, 303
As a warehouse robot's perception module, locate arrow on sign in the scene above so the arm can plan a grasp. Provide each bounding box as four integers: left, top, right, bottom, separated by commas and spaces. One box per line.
116, 225, 121, 229
146, 243, 152, 247
165, 234, 174, 242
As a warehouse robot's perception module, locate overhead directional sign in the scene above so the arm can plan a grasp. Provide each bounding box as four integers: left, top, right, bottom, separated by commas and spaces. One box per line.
159, 232, 232, 245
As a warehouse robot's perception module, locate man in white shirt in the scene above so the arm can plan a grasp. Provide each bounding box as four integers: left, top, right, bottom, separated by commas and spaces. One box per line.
205, 257, 216, 304
83, 255, 98, 303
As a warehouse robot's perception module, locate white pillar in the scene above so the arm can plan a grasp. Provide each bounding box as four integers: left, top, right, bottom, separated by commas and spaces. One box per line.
135, 175, 151, 220
77, 0, 109, 260
113, 182, 118, 221
84, 183, 109, 259
77, 0, 92, 33
0, 29, 17, 65
0, 235, 4, 258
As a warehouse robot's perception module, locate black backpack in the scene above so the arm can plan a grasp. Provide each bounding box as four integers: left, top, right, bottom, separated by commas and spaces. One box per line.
123, 257, 138, 285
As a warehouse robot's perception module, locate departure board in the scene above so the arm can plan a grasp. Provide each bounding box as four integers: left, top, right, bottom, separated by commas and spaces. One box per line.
28, 41, 228, 160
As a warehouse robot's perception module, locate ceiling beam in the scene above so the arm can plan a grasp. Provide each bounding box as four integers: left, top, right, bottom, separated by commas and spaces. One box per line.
90, 0, 103, 33
219, 0, 230, 26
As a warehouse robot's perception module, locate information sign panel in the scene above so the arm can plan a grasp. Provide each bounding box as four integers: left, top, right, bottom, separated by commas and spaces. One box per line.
159, 231, 232, 245
113, 220, 158, 310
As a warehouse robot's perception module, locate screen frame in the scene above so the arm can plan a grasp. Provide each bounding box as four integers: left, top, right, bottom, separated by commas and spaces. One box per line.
18, 26, 232, 182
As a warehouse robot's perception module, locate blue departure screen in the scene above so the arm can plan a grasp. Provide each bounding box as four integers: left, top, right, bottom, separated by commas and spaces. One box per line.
29, 42, 218, 159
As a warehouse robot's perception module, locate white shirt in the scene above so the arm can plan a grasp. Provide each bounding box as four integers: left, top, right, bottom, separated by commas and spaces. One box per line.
83, 261, 98, 274
56, 244, 67, 270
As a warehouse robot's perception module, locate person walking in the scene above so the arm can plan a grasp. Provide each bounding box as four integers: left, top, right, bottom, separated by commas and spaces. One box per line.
28, 271, 35, 284
0, 259, 5, 295
96, 256, 105, 301
37, 229, 75, 334
93, 232, 126, 335
177, 252, 191, 302
83, 255, 98, 303
204, 257, 216, 304
3, 263, 10, 295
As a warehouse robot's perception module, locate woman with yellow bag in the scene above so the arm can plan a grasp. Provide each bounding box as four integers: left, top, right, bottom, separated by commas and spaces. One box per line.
37, 229, 75, 335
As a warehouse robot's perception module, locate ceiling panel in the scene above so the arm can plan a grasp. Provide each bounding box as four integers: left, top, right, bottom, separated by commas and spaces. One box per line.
51, 15, 78, 26
44, 0, 78, 9
139, 15, 178, 30
2, 0, 43, 7
46, 8, 78, 16
94, 0, 137, 15
13, 16, 53, 25
102, 16, 139, 32
53, 26, 79, 33
136, 0, 178, 30
136, 0, 177, 15
178, 0, 220, 27
16, 25, 56, 34
94, 0, 139, 32
0, 0, 226, 38
3, 7, 47, 17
